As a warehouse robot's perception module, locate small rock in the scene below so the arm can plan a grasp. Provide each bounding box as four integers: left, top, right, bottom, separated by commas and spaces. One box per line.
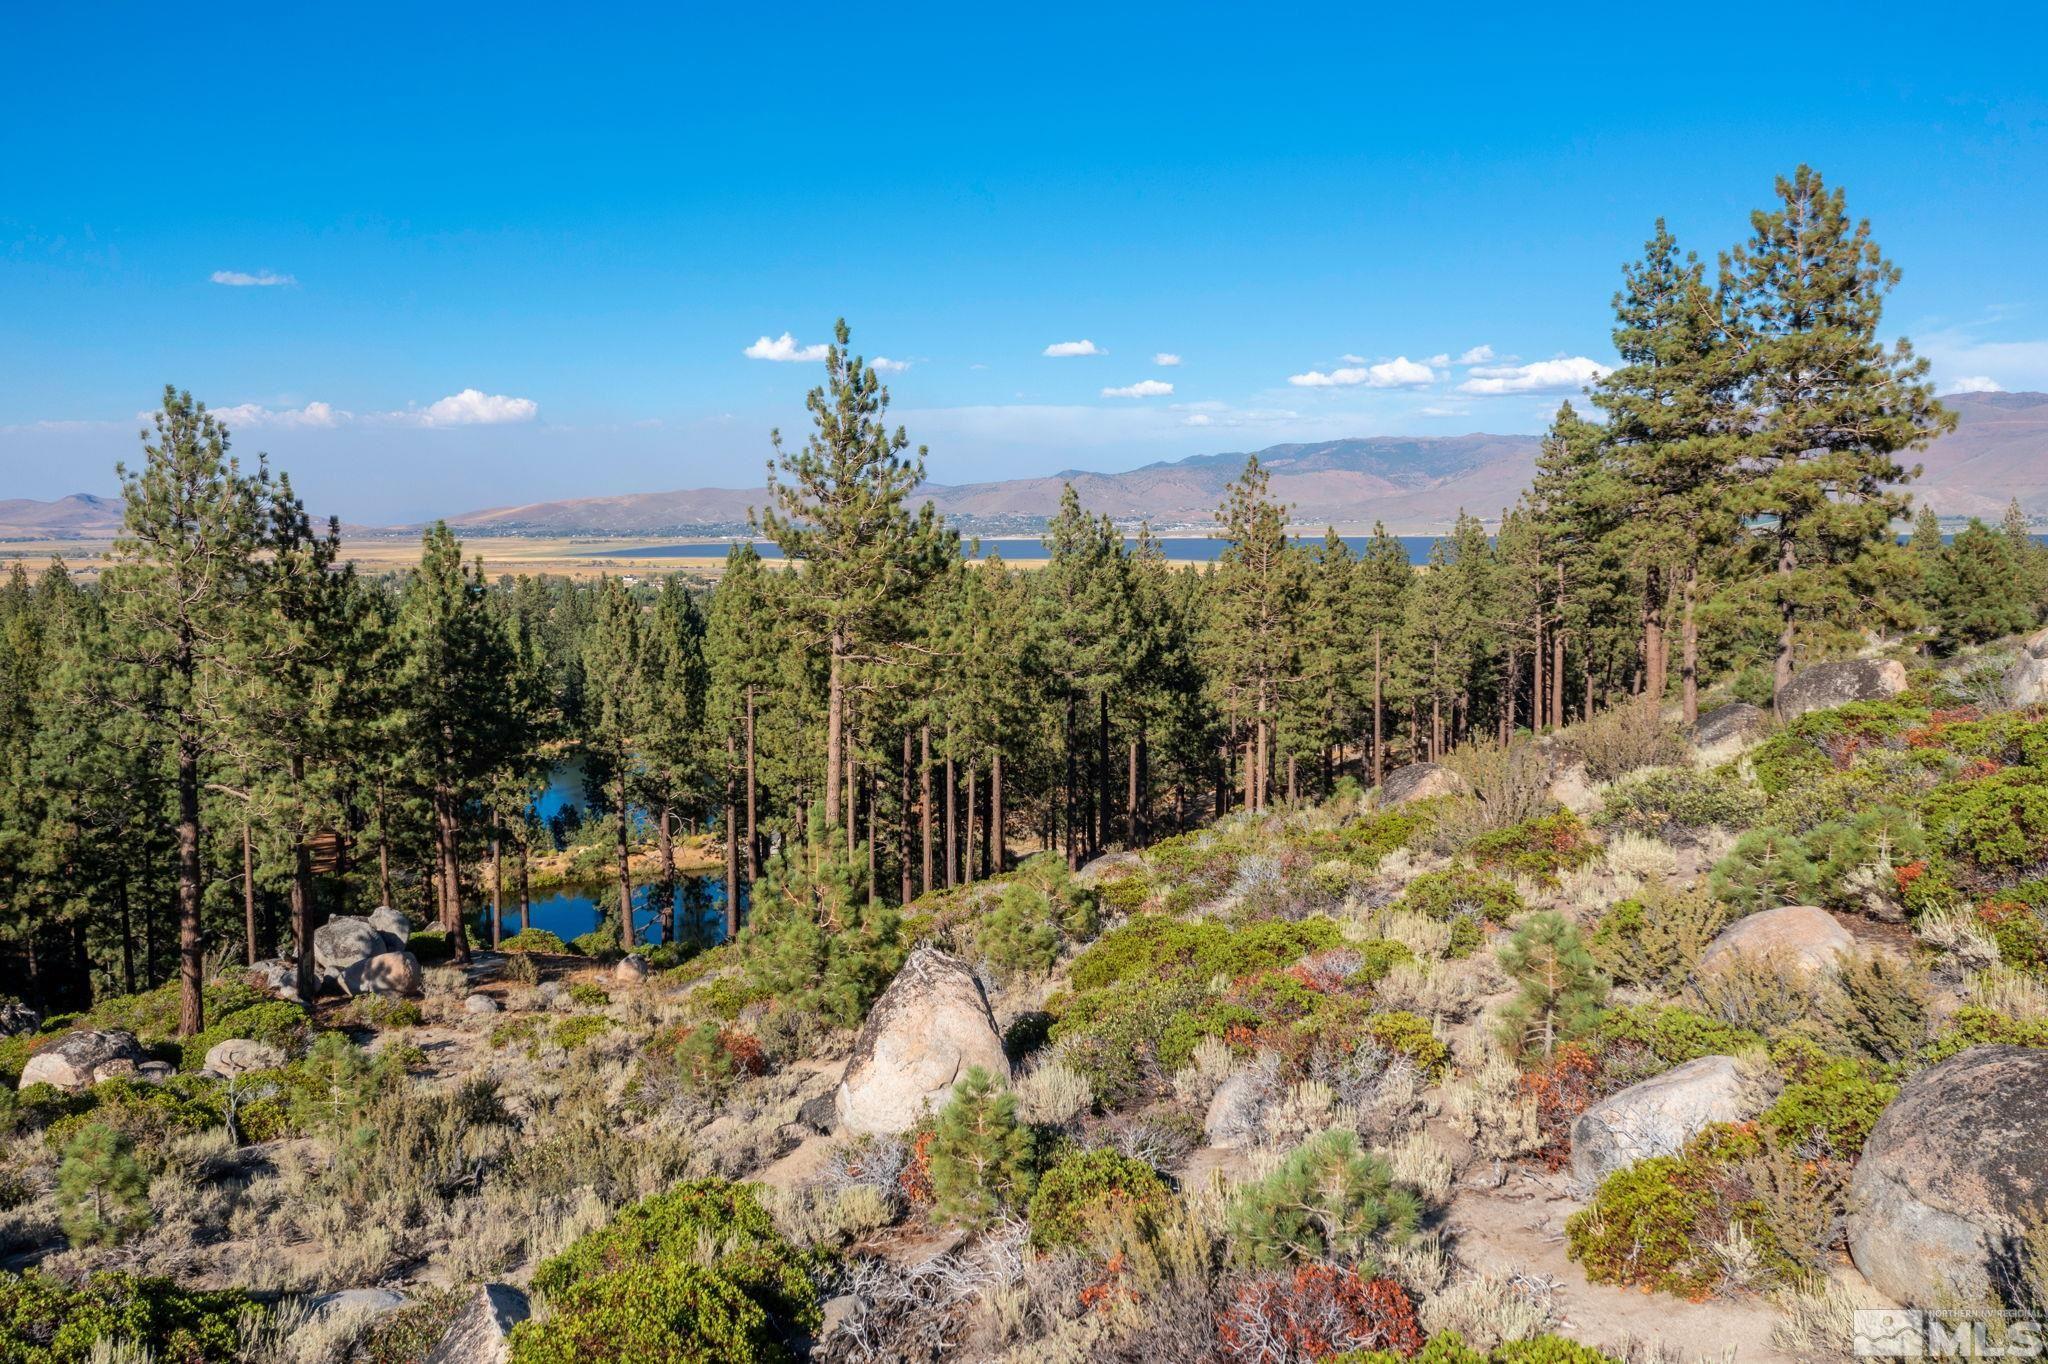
135, 1061, 176, 1084
835, 944, 1011, 1135
463, 993, 501, 1015
2005, 648, 2048, 707
1076, 850, 1143, 886
1849, 1045, 2048, 1307
1380, 761, 1468, 806
203, 1038, 286, 1078
0, 1000, 41, 1038
1776, 657, 1908, 720
614, 956, 650, 984
92, 1058, 139, 1083
247, 958, 306, 1004
1693, 702, 1769, 761
18, 1029, 146, 1092
818, 1293, 858, 1342
423, 1283, 529, 1364
309, 1288, 409, 1321
797, 1093, 836, 1134
1699, 905, 1856, 978
1545, 760, 1601, 816
1203, 1068, 1268, 1149
1570, 1054, 1752, 1189
342, 950, 424, 997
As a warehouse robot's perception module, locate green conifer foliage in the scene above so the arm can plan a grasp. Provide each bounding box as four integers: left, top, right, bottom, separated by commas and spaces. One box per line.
1226, 1127, 1420, 1269
57, 1122, 152, 1247
928, 1065, 1036, 1227
1497, 912, 1609, 1059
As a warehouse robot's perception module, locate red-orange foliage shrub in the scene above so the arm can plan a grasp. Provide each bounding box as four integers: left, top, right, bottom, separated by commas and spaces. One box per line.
1520, 1043, 1601, 1170
1215, 1266, 1422, 1363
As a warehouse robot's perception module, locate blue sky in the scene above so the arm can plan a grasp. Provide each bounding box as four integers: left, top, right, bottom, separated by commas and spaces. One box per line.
4, 2, 2045, 524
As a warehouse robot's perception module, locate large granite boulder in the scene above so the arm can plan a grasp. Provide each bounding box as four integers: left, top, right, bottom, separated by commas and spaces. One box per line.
368, 906, 412, 949
203, 1038, 286, 1078
309, 1288, 409, 1321
1849, 1046, 2048, 1307
1381, 762, 1468, 806
19, 1029, 148, 1092
614, 955, 650, 984
835, 945, 1010, 1136
1777, 658, 1908, 720
2003, 628, 2048, 707
1570, 1054, 1751, 1189
341, 950, 424, 997
1693, 702, 1770, 762
423, 1284, 529, 1364
1698, 905, 1855, 978
315, 916, 387, 976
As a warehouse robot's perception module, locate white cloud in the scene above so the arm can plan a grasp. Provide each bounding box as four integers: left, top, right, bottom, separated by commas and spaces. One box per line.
1339, 354, 1368, 365
744, 332, 829, 362
1288, 356, 1436, 389
1154, 352, 1182, 367
1102, 379, 1174, 398
1419, 405, 1470, 418
1456, 344, 1496, 365
210, 269, 296, 287
214, 400, 344, 428
871, 356, 911, 373
1043, 339, 1104, 357
1457, 356, 1610, 395
410, 389, 540, 427
1426, 353, 1450, 367
1950, 375, 2004, 394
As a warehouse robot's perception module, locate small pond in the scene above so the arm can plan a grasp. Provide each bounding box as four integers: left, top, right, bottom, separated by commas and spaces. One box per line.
468, 871, 746, 947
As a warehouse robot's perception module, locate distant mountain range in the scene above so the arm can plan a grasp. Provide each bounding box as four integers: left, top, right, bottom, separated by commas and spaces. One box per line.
8, 392, 2047, 540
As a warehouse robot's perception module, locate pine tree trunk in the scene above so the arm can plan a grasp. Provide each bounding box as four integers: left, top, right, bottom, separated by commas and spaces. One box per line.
1241, 735, 1254, 811
1372, 630, 1385, 785
656, 803, 676, 942
1553, 564, 1567, 729
866, 774, 877, 906
116, 865, 135, 995
518, 835, 531, 930
725, 733, 741, 942
945, 743, 958, 887
615, 765, 635, 950
1774, 533, 1798, 712
825, 629, 845, 828
1286, 753, 1298, 804
1681, 559, 1700, 727
375, 787, 393, 909
991, 748, 1006, 876
242, 822, 258, 967
920, 725, 933, 893
1533, 613, 1546, 732
1643, 561, 1666, 707
1126, 735, 1140, 847
434, 789, 469, 965
491, 817, 504, 949
965, 761, 979, 885
1096, 692, 1111, 853
744, 689, 759, 879
176, 730, 204, 1037
900, 729, 914, 904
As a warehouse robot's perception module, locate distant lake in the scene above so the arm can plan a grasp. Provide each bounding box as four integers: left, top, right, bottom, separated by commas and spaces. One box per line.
620, 536, 1445, 564
617, 532, 2048, 566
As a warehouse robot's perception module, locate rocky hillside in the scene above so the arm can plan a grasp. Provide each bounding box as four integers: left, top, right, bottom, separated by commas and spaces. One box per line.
9, 631, 2048, 1362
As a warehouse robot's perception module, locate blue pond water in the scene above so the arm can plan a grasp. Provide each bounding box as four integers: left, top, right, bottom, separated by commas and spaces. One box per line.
471, 873, 743, 947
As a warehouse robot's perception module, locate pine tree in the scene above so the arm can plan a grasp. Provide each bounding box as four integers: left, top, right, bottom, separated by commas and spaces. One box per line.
758, 320, 955, 831
584, 576, 644, 949
1497, 912, 1608, 1059
57, 1122, 152, 1246
1721, 166, 1953, 708
638, 577, 710, 940
2001, 498, 2048, 623
1595, 219, 1744, 722
1205, 456, 1304, 808
929, 1065, 1036, 1227
1935, 521, 2035, 645
103, 388, 273, 1036
1352, 523, 1411, 779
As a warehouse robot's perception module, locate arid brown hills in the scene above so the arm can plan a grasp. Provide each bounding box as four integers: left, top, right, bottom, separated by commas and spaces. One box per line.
7, 392, 2044, 540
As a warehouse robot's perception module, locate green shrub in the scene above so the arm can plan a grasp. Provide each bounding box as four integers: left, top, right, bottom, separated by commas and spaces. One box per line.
56, 1123, 151, 1247
566, 981, 611, 1007
1392, 869, 1521, 927
1925, 1004, 2048, 1061
1335, 1334, 1624, 1364
570, 924, 621, 959
1227, 1128, 1420, 1269
500, 927, 572, 954
1597, 766, 1764, 837
1761, 1047, 1896, 1157
1708, 826, 1819, 918
178, 1000, 308, 1072
1068, 914, 1342, 992
1566, 1152, 1719, 1297
1365, 1012, 1451, 1079
407, 927, 456, 963
0, 1268, 252, 1364
1464, 811, 1598, 880
41, 1075, 226, 1156
1595, 1003, 1763, 1067
1750, 700, 1931, 796
1922, 767, 2048, 879
734, 813, 905, 1033
974, 855, 1101, 981
553, 1015, 614, 1050
1026, 1146, 1169, 1253
340, 995, 423, 1029
529, 1179, 819, 1337
510, 1261, 783, 1364
1098, 875, 1152, 913
1588, 883, 1725, 990
928, 1067, 1036, 1227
